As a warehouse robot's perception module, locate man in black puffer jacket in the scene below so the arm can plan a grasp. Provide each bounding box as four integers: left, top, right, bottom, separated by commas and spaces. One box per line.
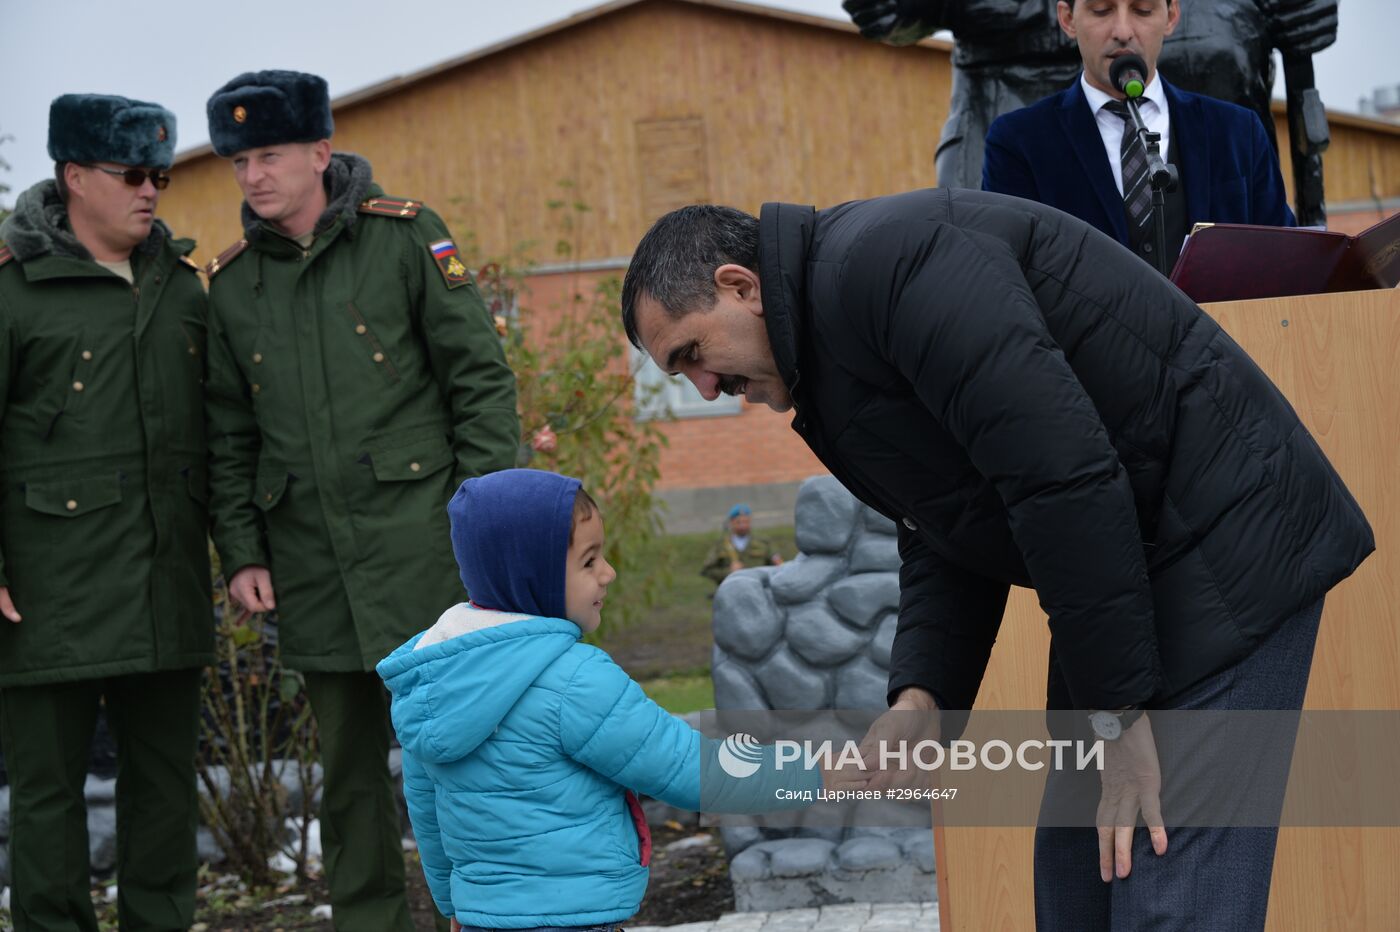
621, 187, 1373, 932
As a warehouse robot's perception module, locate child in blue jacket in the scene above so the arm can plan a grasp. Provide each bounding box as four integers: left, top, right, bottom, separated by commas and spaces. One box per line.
377, 469, 833, 931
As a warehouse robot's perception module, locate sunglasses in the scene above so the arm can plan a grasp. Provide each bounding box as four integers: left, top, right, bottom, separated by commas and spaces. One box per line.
83, 164, 171, 190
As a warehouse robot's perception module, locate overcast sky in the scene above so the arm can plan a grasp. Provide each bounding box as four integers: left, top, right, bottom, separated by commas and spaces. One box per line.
2, 0, 1395, 201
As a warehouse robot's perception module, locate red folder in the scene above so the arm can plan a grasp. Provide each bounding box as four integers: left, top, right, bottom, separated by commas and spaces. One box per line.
1169, 211, 1400, 303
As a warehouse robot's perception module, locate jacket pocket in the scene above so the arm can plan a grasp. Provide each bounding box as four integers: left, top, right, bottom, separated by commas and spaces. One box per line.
40, 338, 96, 438
177, 320, 206, 385
346, 302, 401, 384
253, 461, 289, 511
367, 430, 453, 482
64, 340, 96, 416
24, 473, 122, 518
624, 790, 652, 867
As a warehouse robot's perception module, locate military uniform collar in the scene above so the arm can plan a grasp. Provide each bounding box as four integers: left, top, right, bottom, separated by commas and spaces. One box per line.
18, 244, 180, 285
242, 154, 376, 246
248, 214, 350, 262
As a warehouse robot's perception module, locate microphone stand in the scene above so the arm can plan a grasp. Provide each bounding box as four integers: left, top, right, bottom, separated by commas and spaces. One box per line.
1122, 93, 1179, 277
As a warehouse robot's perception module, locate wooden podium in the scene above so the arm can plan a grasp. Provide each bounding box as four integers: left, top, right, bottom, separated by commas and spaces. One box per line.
931, 287, 1400, 931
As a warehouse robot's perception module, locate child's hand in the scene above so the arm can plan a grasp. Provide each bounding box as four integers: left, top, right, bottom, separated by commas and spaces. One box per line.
450, 919, 461, 932
820, 757, 871, 794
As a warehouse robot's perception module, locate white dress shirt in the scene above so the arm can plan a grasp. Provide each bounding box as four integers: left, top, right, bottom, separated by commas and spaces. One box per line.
1081, 72, 1171, 197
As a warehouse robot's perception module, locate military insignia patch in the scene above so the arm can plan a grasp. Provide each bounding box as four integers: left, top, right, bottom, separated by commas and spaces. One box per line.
233, 105, 248, 124
206, 238, 250, 278
428, 239, 471, 289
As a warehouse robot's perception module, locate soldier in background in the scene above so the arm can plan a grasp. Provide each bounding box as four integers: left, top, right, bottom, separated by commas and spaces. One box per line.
202, 70, 518, 931
701, 503, 783, 592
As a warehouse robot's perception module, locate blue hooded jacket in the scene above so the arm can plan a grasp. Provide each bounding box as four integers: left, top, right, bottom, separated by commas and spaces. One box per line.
378, 470, 818, 927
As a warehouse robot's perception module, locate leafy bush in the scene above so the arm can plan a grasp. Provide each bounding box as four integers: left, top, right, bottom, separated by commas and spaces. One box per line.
197, 549, 321, 888
466, 185, 672, 632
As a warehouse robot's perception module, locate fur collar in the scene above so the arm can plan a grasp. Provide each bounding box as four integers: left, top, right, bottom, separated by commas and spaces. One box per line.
240, 151, 374, 240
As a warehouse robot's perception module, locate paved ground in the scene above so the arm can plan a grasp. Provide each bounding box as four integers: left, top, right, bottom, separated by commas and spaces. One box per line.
628, 902, 939, 931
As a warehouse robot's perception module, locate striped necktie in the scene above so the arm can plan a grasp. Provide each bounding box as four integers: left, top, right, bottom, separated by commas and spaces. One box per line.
1103, 99, 1152, 236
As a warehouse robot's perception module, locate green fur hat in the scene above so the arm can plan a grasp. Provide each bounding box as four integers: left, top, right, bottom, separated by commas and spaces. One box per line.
47, 94, 177, 168
206, 70, 333, 157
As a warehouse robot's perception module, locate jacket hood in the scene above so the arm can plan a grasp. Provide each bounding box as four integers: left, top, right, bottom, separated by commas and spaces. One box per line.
241, 151, 374, 239
757, 201, 816, 398
0, 179, 171, 262
377, 613, 581, 763
448, 468, 582, 620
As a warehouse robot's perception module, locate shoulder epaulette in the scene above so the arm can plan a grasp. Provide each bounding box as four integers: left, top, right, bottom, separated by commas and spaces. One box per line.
205, 239, 249, 278
0, 243, 13, 269
359, 196, 423, 219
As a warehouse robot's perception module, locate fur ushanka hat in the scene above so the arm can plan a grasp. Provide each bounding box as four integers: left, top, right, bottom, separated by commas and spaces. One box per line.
206, 70, 334, 157
47, 94, 177, 168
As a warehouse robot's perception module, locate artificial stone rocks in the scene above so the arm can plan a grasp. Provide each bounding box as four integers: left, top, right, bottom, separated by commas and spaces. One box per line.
709, 474, 934, 911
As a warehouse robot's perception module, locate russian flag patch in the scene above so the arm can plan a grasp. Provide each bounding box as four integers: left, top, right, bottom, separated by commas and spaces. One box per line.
427, 239, 470, 289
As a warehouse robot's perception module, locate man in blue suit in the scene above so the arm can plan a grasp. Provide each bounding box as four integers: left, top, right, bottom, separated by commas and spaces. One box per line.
982, 0, 1294, 270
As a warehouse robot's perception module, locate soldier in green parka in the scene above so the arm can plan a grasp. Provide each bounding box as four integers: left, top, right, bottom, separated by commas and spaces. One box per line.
0, 94, 212, 931
202, 70, 519, 931
700, 503, 784, 591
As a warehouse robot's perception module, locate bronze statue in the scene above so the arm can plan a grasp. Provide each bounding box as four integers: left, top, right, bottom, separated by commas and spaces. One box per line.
843, 0, 1337, 224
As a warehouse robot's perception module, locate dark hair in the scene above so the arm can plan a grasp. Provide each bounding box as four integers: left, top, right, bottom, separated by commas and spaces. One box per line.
621, 205, 759, 349
569, 488, 599, 547
54, 162, 71, 204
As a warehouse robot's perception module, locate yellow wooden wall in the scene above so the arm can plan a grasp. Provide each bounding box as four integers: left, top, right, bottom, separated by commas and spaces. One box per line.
158, 0, 951, 264
1272, 108, 1400, 224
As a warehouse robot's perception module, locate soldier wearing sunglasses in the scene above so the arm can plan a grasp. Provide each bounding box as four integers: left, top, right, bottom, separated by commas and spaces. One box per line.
0, 95, 213, 930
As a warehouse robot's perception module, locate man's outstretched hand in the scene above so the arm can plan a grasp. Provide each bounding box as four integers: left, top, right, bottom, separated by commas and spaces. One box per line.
858, 686, 941, 791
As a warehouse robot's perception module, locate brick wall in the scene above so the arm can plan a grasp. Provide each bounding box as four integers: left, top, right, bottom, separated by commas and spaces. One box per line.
515, 266, 827, 493
652, 403, 825, 490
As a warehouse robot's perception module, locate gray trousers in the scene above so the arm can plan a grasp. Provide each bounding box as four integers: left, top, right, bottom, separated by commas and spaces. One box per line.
1034, 598, 1325, 932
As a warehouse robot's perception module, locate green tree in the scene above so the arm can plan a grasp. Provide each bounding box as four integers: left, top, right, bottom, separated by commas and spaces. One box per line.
461, 184, 672, 633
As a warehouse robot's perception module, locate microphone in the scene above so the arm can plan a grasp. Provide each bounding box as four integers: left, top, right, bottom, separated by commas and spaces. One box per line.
1105, 50, 1178, 276
1109, 53, 1149, 99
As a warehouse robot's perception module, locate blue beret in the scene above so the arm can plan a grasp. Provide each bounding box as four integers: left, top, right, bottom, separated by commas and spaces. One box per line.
47, 94, 177, 169
207, 70, 333, 157
728, 503, 752, 519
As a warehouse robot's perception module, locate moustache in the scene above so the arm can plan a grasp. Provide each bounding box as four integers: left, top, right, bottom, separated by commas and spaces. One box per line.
717, 375, 747, 396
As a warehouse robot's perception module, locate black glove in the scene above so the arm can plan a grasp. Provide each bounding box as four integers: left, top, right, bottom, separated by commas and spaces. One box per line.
1263, 0, 1338, 56
842, 0, 947, 45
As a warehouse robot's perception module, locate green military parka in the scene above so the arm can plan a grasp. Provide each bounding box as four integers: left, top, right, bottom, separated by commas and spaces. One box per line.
0, 181, 214, 686
205, 154, 518, 672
